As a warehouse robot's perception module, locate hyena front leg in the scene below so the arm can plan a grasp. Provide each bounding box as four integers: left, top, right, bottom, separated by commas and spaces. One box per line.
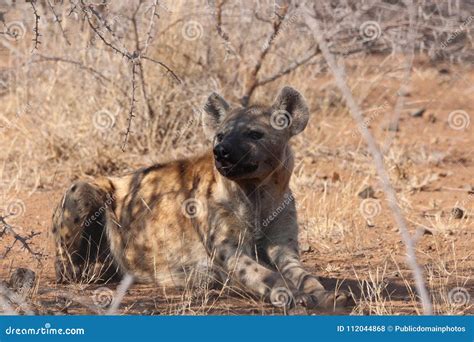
208, 210, 300, 306
263, 214, 348, 309
52, 180, 119, 283
265, 243, 348, 308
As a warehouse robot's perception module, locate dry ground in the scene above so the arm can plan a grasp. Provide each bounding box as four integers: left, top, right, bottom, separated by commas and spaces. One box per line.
0, 1, 473, 315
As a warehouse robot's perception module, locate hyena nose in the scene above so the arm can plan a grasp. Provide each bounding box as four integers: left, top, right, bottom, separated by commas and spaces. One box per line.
213, 144, 231, 161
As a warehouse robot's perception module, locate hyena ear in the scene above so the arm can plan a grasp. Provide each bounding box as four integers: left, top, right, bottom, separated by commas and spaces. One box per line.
271, 86, 309, 136
202, 92, 230, 137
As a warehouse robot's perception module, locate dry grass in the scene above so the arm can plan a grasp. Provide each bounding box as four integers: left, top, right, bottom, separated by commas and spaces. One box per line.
0, 0, 473, 315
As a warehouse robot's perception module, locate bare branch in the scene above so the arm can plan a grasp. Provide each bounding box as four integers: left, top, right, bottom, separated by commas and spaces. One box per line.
212, 0, 239, 61
142, 0, 159, 55
214, 0, 230, 41
242, 3, 290, 106
121, 60, 138, 151
83, 10, 131, 59
255, 48, 319, 87
29, 0, 41, 51
131, 3, 155, 120
141, 56, 182, 84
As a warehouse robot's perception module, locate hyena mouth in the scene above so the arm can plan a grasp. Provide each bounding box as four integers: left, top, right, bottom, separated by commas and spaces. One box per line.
215, 160, 258, 177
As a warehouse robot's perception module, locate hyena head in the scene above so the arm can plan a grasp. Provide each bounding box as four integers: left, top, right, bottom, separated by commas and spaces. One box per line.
203, 86, 310, 180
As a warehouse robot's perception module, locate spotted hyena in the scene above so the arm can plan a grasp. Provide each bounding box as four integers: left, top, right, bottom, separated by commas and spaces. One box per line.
51, 86, 347, 309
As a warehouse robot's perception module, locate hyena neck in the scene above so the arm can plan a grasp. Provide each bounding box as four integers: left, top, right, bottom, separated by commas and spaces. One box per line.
238, 165, 292, 202
216, 145, 295, 223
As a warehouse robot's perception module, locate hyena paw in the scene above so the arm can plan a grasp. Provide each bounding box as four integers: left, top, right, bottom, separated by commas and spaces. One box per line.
294, 293, 318, 308
269, 286, 327, 309
305, 290, 349, 309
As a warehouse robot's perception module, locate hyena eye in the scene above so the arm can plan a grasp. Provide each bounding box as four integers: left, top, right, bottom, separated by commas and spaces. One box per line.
248, 130, 264, 140
215, 133, 224, 142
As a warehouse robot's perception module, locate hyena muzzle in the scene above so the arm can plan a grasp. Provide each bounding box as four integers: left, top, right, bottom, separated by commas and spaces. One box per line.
51, 86, 348, 309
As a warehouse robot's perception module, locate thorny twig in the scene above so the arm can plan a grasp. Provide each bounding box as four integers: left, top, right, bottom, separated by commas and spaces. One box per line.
77, 0, 180, 149
141, 56, 181, 84
142, 0, 159, 55
30, 0, 41, 51
0, 215, 43, 261
82, 4, 130, 59
122, 59, 138, 152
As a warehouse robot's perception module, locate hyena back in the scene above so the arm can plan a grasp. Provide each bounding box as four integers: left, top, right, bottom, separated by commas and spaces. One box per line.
52, 87, 347, 309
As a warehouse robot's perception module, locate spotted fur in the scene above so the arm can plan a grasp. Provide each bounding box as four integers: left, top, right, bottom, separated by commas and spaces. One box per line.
51, 87, 347, 309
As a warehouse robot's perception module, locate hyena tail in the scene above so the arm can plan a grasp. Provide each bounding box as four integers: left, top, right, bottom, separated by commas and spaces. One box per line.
52, 180, 120, 283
